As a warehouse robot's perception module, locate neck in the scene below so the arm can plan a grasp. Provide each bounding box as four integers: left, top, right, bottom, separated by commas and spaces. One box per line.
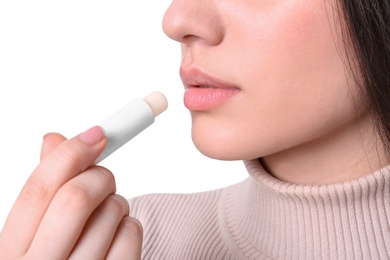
260, 113, 389, 185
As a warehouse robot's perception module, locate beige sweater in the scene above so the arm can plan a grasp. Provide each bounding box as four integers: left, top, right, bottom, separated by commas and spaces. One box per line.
130, 160, 390, 259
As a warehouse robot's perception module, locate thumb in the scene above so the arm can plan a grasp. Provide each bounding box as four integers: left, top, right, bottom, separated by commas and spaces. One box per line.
40, 132, 67, 161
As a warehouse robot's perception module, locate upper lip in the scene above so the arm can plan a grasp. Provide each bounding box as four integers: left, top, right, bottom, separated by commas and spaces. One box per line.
180, 67, 239, 90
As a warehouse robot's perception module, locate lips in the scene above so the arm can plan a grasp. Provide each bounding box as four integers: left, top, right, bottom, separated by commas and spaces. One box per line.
180, 67, 240, 111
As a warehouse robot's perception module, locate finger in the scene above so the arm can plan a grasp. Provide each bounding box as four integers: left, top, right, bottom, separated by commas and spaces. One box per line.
105, 217, 143, 260
68, 194, 130, 259
27, 166, 116, 259
1, 126, 107, 255
40, 132, 67, 161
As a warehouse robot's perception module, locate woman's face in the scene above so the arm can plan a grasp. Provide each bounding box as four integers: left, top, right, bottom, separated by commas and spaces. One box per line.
163, 0, 363, 161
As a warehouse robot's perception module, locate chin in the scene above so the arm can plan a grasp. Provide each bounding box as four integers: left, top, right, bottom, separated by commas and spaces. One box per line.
191, 131, 259, 161
189, 110, 269, 161
195, 144, 242, 161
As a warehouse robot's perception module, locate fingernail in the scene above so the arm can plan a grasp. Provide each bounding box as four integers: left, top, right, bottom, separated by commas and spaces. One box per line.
79, 126, 105, 145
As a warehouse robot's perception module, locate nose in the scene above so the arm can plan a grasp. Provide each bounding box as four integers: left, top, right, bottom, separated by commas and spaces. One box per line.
162, 0, 224, 46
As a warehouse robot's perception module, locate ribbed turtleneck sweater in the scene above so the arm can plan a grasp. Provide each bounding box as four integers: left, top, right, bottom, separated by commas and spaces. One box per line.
130, 159, 390, 259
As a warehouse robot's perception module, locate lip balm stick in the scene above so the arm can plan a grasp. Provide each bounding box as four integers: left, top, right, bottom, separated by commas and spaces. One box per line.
96, 91, 168, 163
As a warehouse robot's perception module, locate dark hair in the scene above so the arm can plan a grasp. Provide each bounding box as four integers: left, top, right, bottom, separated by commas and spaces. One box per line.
340, 0, 390, 153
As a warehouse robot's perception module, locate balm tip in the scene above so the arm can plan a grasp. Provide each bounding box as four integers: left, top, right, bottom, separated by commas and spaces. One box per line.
143, 91, 168, 117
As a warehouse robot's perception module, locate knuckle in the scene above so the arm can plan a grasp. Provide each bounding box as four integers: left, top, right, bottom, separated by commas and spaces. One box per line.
111, 195, 130, 214
96, 194, 129, 216
19, 177, 50, 206
56, 183, 92, 214
93, 166, 117, 193
107, 195, 125, 211
55, 144, 81, 169
120, 217, 143, 238
96, 166, 116, 185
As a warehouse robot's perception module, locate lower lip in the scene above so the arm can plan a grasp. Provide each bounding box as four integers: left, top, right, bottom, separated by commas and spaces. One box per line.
184, 87, 239, 111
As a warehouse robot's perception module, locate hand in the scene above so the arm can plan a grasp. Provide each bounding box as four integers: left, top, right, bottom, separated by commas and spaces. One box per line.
0, 126, 143, 259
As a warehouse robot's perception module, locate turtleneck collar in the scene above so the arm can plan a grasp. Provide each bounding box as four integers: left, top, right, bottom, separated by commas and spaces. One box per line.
219, 159, 390, 259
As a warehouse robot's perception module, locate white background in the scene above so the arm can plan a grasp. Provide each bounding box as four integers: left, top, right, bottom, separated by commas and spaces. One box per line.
0, 1, 246, 227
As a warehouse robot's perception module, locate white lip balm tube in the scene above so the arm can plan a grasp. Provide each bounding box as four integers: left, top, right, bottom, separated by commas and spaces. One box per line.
96, 91, 168, 163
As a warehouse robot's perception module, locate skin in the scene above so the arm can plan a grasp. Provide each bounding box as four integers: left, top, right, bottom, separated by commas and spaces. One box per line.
1, 0, 388, 258
163, 0, 388, 184
0, 127, 142, 259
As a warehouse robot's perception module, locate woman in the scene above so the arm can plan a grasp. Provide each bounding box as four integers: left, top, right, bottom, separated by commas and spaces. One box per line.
1, 0, 389, 259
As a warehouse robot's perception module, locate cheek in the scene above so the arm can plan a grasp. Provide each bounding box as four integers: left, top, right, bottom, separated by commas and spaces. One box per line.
190, 1, 360, 160
238, 2, 357, 134
191, 85, 358, 161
